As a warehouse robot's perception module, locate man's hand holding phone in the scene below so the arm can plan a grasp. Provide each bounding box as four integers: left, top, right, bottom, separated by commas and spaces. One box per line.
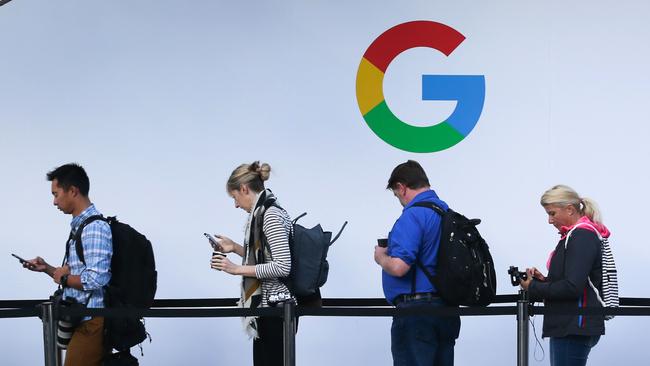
20, 256, 49, 272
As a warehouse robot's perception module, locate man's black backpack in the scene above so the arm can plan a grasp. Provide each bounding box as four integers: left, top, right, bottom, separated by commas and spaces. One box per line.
73, 215, 157, 352
262, 202, 347, 301
411, 202, 496, 306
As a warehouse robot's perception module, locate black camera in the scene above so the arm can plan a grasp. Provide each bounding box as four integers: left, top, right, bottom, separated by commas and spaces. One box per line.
508, 266, 528, 286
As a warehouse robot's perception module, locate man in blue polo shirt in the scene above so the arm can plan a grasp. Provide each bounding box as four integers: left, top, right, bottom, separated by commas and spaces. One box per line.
374, 160, 461, 366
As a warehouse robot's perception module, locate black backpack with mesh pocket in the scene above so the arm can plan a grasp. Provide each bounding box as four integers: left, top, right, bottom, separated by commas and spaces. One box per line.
410, 202, 496, 306
73, 215, 157, 352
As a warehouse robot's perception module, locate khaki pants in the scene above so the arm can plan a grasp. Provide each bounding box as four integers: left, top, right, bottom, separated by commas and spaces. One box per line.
64, 317, 104, 366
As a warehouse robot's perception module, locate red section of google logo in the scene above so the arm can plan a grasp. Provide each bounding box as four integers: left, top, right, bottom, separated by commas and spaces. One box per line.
356, 21, 486, 152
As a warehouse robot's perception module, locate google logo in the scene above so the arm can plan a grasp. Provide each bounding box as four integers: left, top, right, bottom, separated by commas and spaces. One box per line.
356, 21, 486, 153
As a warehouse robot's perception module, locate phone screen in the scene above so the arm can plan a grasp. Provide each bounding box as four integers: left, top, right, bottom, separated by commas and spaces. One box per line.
203, 233, 219, 248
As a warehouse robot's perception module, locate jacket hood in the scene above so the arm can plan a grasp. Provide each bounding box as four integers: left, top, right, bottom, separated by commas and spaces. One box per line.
559, 215, 611, 239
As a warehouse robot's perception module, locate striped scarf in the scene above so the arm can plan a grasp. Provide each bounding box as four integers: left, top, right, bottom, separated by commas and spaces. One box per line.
564, 221, 619, 320
239, 189, 276, 338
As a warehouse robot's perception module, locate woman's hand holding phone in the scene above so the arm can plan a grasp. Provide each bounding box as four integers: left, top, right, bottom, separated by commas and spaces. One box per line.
204, 233, 244, 259
216, 235, 240, 253
204, 233, 223, 251
207, 234, 237, 253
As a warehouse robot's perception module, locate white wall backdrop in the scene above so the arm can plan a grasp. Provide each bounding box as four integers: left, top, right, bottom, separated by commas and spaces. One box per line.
1, 0, 649, 365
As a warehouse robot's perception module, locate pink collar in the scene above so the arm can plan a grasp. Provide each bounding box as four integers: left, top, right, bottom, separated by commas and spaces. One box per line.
558, 216, 610, 239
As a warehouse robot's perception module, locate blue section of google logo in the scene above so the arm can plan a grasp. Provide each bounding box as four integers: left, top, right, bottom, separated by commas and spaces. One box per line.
422, 75, 486, 137
356, 21, 486, 153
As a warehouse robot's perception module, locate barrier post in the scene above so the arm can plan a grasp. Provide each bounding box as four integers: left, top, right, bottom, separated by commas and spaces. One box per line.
41, 301, 60, 366
283, 299, 296, 366
517, 290, 529, 366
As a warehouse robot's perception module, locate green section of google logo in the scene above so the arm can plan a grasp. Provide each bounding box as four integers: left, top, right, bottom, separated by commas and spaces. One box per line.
356, 21, 486, 153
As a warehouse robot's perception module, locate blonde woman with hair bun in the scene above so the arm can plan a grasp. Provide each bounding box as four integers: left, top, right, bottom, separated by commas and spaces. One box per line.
209, 161, 293, 366
520, 185, 611, 366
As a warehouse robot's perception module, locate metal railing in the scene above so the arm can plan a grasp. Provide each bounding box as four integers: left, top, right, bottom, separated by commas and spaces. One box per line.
2, 294, 650, 366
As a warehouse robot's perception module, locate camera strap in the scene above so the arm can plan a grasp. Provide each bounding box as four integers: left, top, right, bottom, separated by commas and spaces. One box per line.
59, 225, 92, 306
61, 230, 76, 267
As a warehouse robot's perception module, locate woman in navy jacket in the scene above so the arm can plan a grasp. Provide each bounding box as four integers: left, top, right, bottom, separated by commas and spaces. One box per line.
520, 185, 610, 366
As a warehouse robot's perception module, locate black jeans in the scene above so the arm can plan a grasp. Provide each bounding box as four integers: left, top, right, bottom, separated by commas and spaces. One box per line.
253, 316, 284, 366
253, 314, 299, 366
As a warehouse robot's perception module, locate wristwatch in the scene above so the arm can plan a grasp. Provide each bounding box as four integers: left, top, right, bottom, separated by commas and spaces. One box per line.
60, 274, 69, 288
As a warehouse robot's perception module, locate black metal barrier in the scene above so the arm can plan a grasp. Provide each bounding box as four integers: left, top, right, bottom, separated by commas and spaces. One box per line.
2, 294, 650, 366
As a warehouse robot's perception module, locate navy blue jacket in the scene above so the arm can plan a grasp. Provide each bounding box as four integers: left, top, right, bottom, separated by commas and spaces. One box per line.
528, 228, 604, 338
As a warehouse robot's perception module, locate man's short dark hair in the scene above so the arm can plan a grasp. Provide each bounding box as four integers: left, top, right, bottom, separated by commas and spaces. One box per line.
387, 160, 430, 190
46, 163, 90, 196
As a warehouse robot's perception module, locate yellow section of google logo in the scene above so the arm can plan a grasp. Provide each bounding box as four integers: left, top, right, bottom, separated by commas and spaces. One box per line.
356, 21, 486, 153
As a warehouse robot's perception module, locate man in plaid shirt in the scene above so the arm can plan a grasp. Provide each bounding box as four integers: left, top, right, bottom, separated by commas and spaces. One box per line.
24, 163, 112, 366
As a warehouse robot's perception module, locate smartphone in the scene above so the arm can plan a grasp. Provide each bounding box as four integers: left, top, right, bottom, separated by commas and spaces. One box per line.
11, 253, 28, 264
203, 233, 226, 256
203, 233, 219, 248
377, 238, 388, 248
204, 234, 225, 273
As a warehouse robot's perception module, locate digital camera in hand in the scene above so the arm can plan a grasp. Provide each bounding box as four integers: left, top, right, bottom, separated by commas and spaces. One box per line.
508, 266, 528, 286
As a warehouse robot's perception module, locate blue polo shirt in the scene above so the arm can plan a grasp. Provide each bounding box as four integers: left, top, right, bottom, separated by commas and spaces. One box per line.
382, 190, 447, 304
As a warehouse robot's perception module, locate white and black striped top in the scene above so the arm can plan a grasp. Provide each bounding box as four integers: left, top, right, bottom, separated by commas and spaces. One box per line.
256, 206, 293, 307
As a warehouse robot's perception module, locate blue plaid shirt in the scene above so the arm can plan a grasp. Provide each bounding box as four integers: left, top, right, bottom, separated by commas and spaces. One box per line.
64, 204, 112, 311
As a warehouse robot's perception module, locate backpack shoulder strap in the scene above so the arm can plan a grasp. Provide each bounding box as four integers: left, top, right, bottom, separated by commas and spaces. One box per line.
414, 259, 438, 290
411, 201, 445, 215
263, 197, 278, 210
257, 199, 281, 263
564, 223, 603, 249
72, 215, 107, 265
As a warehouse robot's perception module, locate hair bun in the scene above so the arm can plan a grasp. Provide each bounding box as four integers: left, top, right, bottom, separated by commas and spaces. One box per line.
258, 162, 271, 181
248, 161, 260, 173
